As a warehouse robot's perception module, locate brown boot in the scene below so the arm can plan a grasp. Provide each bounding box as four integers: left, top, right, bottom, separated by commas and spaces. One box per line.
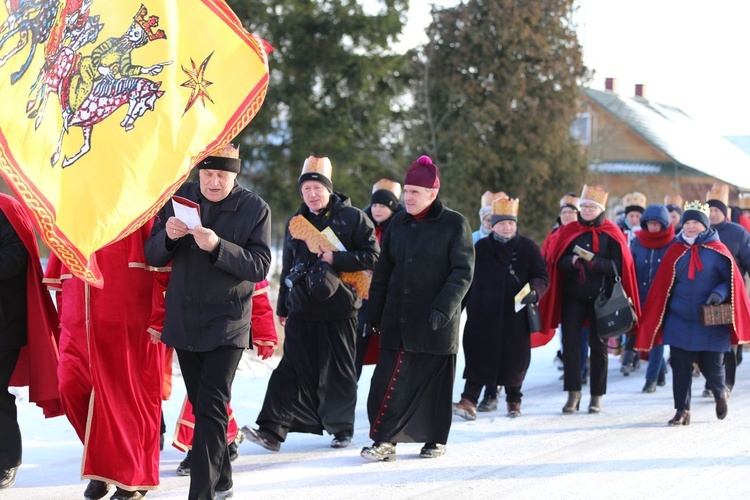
716, 396, 728, 420
507, 402, 522, 418
668, 409, 691, 426
452, 397, 477, 420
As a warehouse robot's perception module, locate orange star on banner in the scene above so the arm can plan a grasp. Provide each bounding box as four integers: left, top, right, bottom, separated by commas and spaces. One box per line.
181, 51, 215, 114
0, 1, 272, 287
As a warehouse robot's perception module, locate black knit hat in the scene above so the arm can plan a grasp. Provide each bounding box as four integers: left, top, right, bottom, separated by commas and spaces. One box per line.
707, 199, 728, 220
371, 189, 399, 211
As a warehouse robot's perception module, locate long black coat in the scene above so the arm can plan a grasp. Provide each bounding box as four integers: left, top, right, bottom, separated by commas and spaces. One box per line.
367, 197, 474, 355
713, 220, 750, 277
145, 181, 272, 352
462, 232, 548, 385
0, 208, 28, 351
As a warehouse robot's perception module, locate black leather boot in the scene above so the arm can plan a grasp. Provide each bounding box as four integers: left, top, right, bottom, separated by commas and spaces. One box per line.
668, 409, 691, 426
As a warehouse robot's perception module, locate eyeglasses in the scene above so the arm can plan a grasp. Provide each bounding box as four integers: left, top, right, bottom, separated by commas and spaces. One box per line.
580, 204, 599, 211
560, 209, 577, 216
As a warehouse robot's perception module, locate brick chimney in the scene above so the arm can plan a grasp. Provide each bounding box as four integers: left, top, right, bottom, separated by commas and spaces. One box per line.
635, 84, 646, 98
605, 77, 617, 93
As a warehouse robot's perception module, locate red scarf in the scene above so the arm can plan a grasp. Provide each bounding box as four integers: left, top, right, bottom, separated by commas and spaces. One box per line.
635, 224, 675, 249
579, 223, 605, 252
411, 204, 431, 220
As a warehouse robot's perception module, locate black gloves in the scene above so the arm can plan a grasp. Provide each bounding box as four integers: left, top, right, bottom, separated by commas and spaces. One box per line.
429, 308, 450, 331
706, 292, 723, 306
521, 289, 538, 305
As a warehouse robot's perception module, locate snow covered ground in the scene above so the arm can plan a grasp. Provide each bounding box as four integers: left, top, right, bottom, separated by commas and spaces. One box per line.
6, 336, 750, 500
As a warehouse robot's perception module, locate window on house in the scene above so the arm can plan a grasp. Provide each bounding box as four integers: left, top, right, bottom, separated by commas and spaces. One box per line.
570, 113, 592, 145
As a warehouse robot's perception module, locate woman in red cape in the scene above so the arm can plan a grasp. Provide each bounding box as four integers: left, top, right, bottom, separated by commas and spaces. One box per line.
535, 185, 640, 414
635, 203, 750, 425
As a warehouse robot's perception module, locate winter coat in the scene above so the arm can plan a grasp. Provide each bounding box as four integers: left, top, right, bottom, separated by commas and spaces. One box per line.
462, 232, 548, 382
357, 204, 403, 336
277, 193, 379, 321
630, 229, 676, 308
0, 207, 28, 351
367, 197, 475, 355
145, 181, 272, 352
557, 212, 623, 302
712, 220, 750, 277
662, 229, 732, 352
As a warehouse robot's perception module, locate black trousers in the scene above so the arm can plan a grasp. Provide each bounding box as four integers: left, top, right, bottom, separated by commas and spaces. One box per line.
177, 347, 243, 500
464, 380, 521, 404
0, 349, 21, 471
561, 295, 608, 395
671, 346, 725, 411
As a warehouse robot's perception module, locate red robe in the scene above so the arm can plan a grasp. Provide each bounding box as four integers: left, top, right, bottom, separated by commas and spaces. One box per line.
2, 194, 62, 418
44, 222, 168, 491
739, 214, 750, 233
533, 218, 641, 348
635, 240, 750, 351
172, 279, 277, 451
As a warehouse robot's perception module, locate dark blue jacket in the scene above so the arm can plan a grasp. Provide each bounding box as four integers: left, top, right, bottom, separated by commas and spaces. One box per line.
713, 220, 750, 277
662, 229, 732, 352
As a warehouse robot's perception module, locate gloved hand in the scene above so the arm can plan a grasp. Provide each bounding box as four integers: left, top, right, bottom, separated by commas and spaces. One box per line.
706, 292, 723, 305
429, 308, 450, 331
255, 344, 275, 360
521, 289, 538, 305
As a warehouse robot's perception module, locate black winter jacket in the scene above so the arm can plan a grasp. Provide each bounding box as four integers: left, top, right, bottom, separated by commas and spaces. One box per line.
277, 193, 379, 321
367, 198, 474, 355
145, 182, 272, 352
0, 209, 28, 351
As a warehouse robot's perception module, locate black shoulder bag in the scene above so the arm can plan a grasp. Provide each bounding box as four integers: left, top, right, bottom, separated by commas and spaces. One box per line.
594, 261, 637, 339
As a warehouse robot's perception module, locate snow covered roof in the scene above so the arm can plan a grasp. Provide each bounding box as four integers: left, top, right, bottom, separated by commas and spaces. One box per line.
584, 88, 750, 190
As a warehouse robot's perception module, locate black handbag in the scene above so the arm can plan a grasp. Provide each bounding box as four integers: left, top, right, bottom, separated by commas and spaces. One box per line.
508, 261, 542, 333
594, 261, 637, 339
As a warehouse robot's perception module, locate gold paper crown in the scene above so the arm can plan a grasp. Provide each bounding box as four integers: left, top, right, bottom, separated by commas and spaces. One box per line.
664, 194, 683, 207
684, 200, 710, 215
212, 143, 240, 159
706, 182, 729, 205
134, 4, 166, 41
623, 192, 647, 209
580, 184, 608, 207
372, 178, 402, 199
301, 156, 333, 179
560, 193, 580, 208
492, 196, 519, 217
481, 190, 507, 207
739, 192, 750, 210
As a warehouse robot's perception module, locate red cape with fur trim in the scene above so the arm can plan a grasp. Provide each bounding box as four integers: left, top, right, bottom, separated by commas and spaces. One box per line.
2, 194, 62, 418
635, 240, 750, 351
532, 218, 641, 348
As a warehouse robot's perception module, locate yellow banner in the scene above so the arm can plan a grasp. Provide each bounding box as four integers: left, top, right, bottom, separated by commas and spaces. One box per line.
0, 0, 270, 286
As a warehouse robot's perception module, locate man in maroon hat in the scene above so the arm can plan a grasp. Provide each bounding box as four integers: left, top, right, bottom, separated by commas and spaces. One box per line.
361, 155, 474, 461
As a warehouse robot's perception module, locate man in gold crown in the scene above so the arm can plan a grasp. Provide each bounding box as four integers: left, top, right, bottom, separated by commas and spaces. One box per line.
243, 156, 378, 453
456, 196, 548, 419
703, 182, 750, 398
636, 201, 750, 425
145, 143, 272, 500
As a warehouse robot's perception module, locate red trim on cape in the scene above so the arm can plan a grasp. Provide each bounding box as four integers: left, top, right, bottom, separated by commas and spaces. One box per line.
2, 194, 62, 418
635, 240, 750, 351
532, 218, 641, 348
